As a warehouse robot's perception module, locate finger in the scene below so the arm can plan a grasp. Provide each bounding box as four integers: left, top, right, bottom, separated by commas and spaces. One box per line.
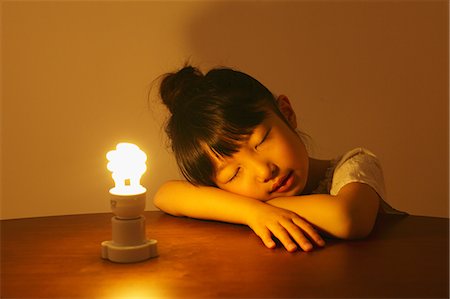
280, 220, 314, 252
292, 217, 325, 247
255, 228, 276, 249
268, 223, 298, 252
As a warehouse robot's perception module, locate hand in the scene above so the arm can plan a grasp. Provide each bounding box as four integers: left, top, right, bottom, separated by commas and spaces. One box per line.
246, 204, 325, 252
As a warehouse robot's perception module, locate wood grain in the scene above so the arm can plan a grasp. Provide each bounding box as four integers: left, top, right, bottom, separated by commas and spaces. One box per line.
1, 212, 448, 298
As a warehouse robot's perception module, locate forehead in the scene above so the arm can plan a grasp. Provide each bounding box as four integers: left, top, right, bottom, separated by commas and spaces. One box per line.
206, 108, 281, 156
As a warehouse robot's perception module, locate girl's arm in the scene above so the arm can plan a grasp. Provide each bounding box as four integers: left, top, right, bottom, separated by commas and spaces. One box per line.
153, 180, 325, 252
267, 182, 380, 239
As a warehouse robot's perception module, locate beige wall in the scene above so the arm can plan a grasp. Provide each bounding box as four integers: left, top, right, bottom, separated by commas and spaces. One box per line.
1, 1, 448, 219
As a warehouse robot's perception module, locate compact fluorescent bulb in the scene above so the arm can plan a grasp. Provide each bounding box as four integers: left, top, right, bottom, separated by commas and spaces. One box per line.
102, 142, 158, 263
106, 142, 147, 196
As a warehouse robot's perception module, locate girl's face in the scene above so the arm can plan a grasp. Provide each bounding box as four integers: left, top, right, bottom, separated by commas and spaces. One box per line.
211, 100, 309, 201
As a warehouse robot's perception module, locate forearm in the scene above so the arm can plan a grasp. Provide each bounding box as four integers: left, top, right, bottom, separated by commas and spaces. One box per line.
267, 194, 347, 238
267, 183, 380, 239
154, 180, 327, 251
153, 180, 266, 226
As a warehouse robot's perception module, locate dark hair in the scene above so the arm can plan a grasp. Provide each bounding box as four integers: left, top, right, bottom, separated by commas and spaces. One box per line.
159, 65, 279, 186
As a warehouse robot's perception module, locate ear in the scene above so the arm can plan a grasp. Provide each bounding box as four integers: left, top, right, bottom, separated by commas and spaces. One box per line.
276, 95, 297, 129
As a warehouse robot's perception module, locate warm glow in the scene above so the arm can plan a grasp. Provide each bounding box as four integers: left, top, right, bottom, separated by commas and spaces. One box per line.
106, 143, 147, 195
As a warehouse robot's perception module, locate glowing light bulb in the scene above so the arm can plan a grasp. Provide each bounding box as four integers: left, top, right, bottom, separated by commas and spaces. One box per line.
102, 142, 158, 263
106, 143, 147, 196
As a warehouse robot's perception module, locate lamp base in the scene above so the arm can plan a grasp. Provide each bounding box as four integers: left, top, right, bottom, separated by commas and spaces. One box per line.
101, 215, 158, 263
101, 239, 158, 263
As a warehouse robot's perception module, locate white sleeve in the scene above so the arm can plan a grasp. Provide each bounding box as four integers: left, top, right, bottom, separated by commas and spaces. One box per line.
330, 148, 406, 214
330, 148, 386, 200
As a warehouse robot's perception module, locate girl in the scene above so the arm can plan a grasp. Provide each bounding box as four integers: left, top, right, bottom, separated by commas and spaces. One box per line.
153, 65, 402, 252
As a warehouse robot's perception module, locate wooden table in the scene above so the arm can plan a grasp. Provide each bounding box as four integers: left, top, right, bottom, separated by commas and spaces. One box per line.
1, 211, 448, 298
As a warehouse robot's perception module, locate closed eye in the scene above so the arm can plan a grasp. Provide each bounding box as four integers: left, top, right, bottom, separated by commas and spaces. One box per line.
256, 128, 271, 149
228, 167, 241, 183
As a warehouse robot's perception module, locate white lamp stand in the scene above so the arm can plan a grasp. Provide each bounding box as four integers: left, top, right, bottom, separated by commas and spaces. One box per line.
101, 192, 158, 263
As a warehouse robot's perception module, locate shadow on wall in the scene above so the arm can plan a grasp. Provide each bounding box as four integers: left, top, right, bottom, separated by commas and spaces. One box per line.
183, 1, 445, 153
181, 1, 449, 217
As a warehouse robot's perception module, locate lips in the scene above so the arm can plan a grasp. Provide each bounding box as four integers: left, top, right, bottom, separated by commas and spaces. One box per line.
270, 171, 294, 194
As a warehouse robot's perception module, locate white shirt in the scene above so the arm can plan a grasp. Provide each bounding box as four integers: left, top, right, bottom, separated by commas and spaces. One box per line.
313, 148, 405, 214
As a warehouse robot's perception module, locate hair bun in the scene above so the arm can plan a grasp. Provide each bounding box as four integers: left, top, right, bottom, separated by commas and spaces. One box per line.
159, 65, 204, 114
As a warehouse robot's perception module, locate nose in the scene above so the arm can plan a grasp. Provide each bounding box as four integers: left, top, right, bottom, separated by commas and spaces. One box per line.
251, 158, 277, 183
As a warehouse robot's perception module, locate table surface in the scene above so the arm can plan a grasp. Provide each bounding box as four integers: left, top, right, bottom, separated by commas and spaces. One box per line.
1, 211, 448, 298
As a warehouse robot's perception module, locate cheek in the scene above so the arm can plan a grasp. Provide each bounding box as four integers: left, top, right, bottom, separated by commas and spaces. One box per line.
286, 130, 307, 153
229, 184, 254, 197
273, 134, 308, 172
273, 137, 302, 162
